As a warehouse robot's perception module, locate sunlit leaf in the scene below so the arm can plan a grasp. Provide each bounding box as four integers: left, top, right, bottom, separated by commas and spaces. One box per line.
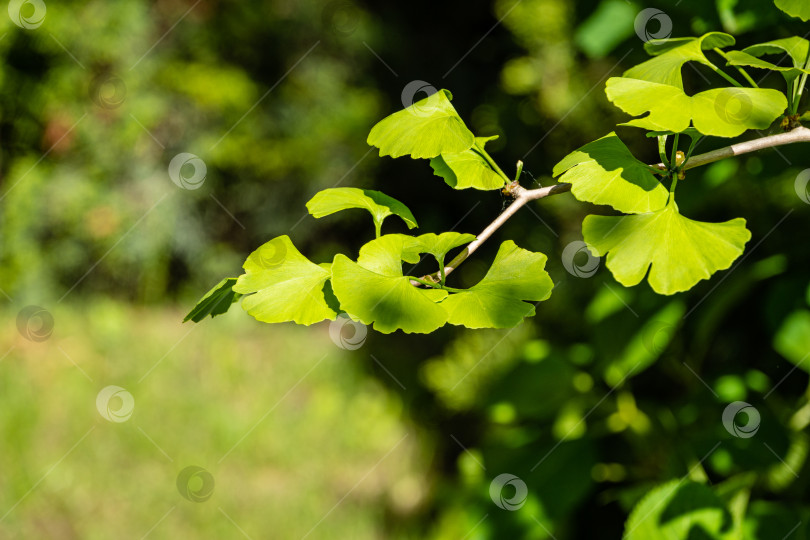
775, 0, 810, 21
306, 187, 418, 233
624, 480, 735, 539
726, 37, 810, 88
606, 77, 787, 137
234, 236, 337, 325
583, 200, 751, 295
552, 132, 668, 213
440, 240, 554, 328
404, 232, 476, 270
429, 136, 507, 190
626, 32, 736, 88
184, 277, 242, 322
331, 235, 449, 334
367, 89, 475, 159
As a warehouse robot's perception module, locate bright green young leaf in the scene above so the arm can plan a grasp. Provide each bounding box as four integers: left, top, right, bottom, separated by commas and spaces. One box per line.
744, 36, 810, 69
775, 0, 810, 21
367, 89, 475, 159
726, 37, 810, 86
625, 32, 735, 88
233, 236, 337, 325
440, 240, 554, 329
184, 277, 242, 322
331, 235, 449, 334
429, 136, 507, 190
725, 51, 810, 82
583, 200, 751, 295
306, 188, 418, 235
552, 132, 668, 213
624, 480, 735, 540
606, 77, 788, 137
404, 232, 476, 271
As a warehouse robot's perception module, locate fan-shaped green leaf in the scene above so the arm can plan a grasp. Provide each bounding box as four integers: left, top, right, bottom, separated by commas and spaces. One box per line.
624, 480, 735, 539
184, 277, 242, 322
552, 132, 668, 213
233, 236, 337, 325
726, 37, 810, 86
429, 136, 507, 190
606, 77, 787, 137
440, 241, 554, 328
404, 232, 476, 270
775, 0, 810, 21
582, 200, 751, 295
331, 235, 449, 334
626, 32, 735, 88
367, 89, 475, 159
744, 36, 810, 69
306, 188, 418, 234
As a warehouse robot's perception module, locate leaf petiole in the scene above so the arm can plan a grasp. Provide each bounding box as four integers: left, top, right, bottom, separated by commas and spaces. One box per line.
670, 133, 680, 172
792, 49, 810, 115
478, 146, 511, 183
704, 55, 743, 88
658, 135, 670, 169
409, 276, 465, 293
713, 48, 758, 88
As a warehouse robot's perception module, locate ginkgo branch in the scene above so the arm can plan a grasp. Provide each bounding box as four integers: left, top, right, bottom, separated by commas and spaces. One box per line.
430, 126, 810, 282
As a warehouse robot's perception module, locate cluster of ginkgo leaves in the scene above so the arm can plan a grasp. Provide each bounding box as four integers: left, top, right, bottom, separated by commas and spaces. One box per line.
186, 0, 809, 335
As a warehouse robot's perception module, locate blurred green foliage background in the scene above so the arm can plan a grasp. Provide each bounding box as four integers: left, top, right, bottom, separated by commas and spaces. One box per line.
3, 0, 810, 538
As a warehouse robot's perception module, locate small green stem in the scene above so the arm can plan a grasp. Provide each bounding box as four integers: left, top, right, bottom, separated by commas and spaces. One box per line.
439, 258, 446, 286
410, 277, 441, 288
658, 135, 670, 169
479, 147, 511, 183
713, 48, 758, 88
410, 276, 466, 293
705, 58, 743, 88
793, 52, 810, 114
374, 221, 382, 239
797, 76, 809, 115
669, 173, 679, 195
682, 135, 703, 168
514, 160, 524, 183
670, 133, 680, 170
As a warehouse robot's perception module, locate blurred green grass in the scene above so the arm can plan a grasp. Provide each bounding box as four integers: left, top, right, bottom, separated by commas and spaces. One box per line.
0, 300, 425, 539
